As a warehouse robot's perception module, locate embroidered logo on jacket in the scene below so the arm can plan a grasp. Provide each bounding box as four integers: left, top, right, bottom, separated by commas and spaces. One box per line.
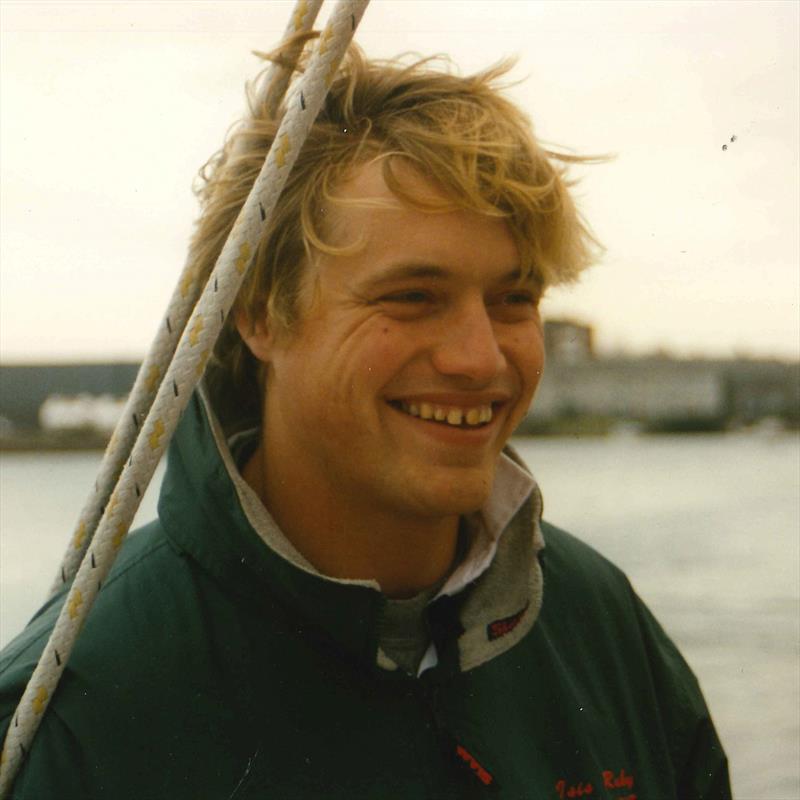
486, 603, 529, 641
555, 768, 636, 799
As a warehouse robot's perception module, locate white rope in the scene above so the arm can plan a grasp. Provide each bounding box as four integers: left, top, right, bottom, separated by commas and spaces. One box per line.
0, 1, 370, 794
47, 0, 324, 601
258, 0, 326, 120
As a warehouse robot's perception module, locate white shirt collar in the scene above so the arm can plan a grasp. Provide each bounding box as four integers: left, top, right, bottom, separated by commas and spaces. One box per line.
436, 451, 536, 598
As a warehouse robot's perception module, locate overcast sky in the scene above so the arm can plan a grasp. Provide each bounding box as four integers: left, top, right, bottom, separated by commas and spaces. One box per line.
1, 0, 798, 363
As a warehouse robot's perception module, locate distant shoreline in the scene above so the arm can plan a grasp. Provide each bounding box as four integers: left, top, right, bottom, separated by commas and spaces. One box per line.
2, 417, 797, 453
0, 431, 109, 452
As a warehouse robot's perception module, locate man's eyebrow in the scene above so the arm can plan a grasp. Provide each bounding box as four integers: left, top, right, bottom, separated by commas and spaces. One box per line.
498, 268, 535, 284
359, 264, 534, 290
355, 264, 452, 295
493, 268, 543, 290
361, 264, 451, 286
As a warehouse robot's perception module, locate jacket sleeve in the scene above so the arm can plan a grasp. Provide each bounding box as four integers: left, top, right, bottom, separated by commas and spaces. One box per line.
631, 589, 731, 800
0, 600, 92, 799
0, 708, 93, 800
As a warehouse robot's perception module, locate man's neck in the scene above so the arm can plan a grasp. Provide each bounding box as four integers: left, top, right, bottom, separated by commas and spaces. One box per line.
241, 445, 460, 598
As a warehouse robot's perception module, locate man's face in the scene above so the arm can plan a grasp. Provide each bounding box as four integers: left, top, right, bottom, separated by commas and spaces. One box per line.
257, 162, 545, 521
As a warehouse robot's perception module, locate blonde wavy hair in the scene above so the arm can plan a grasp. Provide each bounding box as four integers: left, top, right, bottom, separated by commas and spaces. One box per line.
192, 36, 601, 409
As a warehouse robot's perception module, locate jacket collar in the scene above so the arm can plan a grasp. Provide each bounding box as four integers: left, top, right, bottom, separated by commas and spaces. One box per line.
158, 386, 545, 676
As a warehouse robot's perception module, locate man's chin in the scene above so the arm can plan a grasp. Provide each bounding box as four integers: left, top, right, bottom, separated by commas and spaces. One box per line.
409, 468, 495, 517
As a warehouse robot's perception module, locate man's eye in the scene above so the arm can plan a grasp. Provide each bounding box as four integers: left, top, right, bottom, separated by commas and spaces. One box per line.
381, 291, 430, 304
502, 291, 537, 305
490, 289, 541, 322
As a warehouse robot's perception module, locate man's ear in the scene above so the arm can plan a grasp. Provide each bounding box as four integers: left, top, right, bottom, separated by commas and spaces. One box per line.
235, 310, 273, 364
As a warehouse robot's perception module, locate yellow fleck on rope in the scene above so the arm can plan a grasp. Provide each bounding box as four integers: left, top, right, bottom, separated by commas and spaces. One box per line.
274, 134, 292, 168
72, 522, 87, 550
319, 25, 334, 55
148, 418, 165, 451
235, 241, 253, 275
111, 523, 127, 551
179, 267, 195, 299
188, 316, 204, 346
66, 590, 83, 621
145, 364, 161, 393
31, 688, 48, 716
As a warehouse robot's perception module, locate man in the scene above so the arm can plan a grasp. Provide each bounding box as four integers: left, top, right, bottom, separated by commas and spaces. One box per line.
0, 43, 730, 798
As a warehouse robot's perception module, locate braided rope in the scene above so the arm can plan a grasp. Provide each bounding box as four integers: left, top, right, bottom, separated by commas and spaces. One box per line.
259, 0, 325, 119
47, 0, 324, 602
0, 1, 370, 793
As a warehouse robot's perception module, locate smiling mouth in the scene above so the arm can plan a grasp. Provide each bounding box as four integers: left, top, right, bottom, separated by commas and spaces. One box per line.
390, 400, 495, 428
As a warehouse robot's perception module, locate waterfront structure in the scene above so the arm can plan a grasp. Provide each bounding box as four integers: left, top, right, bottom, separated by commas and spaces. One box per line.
0, 363, 138, 431
531, 321, 799, 431
1, 323, 798, 442
534, 356, 724, 423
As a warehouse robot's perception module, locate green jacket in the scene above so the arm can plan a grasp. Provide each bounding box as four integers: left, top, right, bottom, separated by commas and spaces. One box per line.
0, 391, 730, 799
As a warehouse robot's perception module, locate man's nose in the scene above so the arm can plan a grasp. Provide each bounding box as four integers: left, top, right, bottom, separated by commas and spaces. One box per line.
431, 299, 506, 383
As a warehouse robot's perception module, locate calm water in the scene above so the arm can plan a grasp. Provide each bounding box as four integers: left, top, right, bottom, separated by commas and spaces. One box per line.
1, 433, 798, 799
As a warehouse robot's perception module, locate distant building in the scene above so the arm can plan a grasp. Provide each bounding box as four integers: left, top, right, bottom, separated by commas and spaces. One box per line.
543, 319, 594, 363
0, 363, 139, 431
534, 357, 724, 421
39, 394, 127, 434
724, 361, 800, 423
531, 319, 799, 429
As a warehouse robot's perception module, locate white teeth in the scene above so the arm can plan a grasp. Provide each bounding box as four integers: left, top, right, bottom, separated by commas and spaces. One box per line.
446, 408, 463, 425
480, 406, 492, 423
434, 407, 447, 421
409, 403, 420, 416
420, 402, 433, 420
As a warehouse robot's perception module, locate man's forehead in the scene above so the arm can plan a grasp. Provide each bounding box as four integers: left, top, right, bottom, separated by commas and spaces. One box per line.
323, 159, 504, 245
340, 157, 441, 204
310, 159, 535, 290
